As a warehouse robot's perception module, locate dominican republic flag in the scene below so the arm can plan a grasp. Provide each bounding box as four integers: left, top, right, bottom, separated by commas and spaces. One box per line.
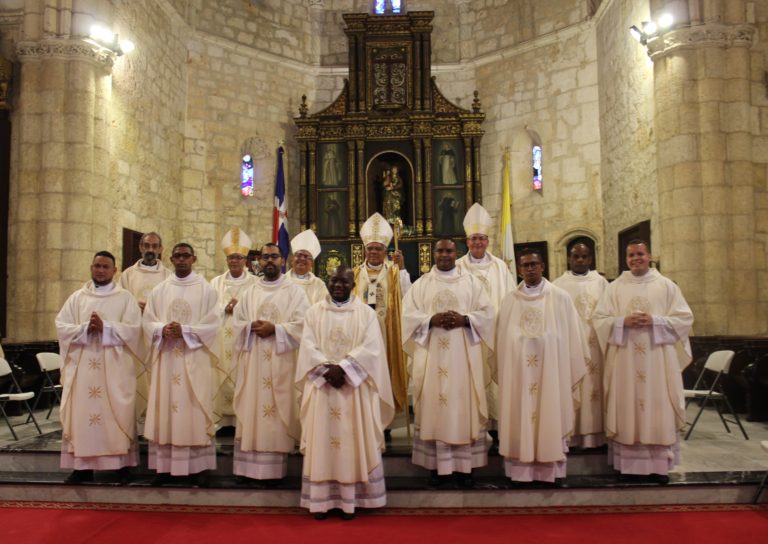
272, 145, 290, 271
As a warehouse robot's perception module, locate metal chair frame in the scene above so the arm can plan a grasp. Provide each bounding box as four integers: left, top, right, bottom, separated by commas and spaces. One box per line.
30, 352, 63, 420
684, 350, 749, 440
0, 357, 43, 440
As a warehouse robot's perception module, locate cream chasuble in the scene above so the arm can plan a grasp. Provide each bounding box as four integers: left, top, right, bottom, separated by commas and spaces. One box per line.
231, 275, 309, 460
210, 270, 258, 421
143, 273, 221, 453
496, 279, 588, 478
553, 270, 609, 447
456, 251, 515, 421
56, 282, 142, 467
402, 267, 494, 447
593, 269, 693, 467
118, 260, 171, 423
297, 296, 394, 514
354, 261, 408, 413
288, 270, 328, 305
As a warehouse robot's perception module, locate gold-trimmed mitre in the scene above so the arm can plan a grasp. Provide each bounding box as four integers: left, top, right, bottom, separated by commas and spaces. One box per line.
463, 203, 492, 236
360, 212, 393, 247
291, 229, 322, 259
221, 226, 252, 256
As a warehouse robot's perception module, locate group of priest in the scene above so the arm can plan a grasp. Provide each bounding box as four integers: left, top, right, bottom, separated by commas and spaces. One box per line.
53, 203, 693, 519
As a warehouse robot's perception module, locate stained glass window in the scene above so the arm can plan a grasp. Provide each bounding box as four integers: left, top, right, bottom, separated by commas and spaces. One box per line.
374, 0, 402, 14
241, 154, 254, 196
532, 145, 542, 191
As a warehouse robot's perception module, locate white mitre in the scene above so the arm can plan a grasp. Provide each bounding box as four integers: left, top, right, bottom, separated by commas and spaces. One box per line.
360, 212, 393, 247
463, 203, 493, 236
291, 229, 322, 259
221, 226, 253, 256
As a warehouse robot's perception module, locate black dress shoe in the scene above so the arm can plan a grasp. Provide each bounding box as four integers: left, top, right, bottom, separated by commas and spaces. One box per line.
117, 467, 132, 485
341, 512, 356, 521
261, 478, 282, 488
65, 469, 94, 484
456, 472, 474, 489
313, 512, 329, 520
151, 473, 172, 486
193, 472, 210, 488
650, 474, 670, 485
428, 470, 441, 487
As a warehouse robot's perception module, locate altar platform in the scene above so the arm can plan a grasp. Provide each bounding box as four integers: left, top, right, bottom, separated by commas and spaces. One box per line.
0, 405, 766, 509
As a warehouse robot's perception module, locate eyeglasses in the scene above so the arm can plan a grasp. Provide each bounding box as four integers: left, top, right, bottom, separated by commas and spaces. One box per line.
226, 255, 245, 261
468, 236, 489, 242
293, 253, 312, 260
172, 253, 193, 259
519, 262, 542, 269
260, 253, 282, 261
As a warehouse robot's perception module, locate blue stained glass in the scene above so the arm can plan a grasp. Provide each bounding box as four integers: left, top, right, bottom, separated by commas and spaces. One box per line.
241, 154, 254, 197
532, 145, 542, 191
375, 0, 386, 14
392, 0, 401, 13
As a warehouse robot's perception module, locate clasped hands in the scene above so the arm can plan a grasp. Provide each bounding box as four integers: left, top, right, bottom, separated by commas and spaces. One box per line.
430, 310, 467, 330
251, 320, 275, 338
162, 321, 183, 339
87, 312, 104, 334
225, 298, 238, 315
624, 311, 652, 328
323, 364, 347, 389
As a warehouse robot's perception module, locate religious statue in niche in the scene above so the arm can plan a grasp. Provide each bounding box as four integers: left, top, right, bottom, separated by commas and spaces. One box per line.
368, 152, 411, 226
318, 143, 345, 187
435, 189, 463, 235
382, 166, 404, 222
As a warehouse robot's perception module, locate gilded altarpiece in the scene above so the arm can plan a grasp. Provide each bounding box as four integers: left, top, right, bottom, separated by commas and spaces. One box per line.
295, 11, 484, 280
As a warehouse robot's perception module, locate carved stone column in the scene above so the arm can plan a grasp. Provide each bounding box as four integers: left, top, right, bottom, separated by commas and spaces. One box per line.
8, 38, 114, 340
649, 15, 761, 334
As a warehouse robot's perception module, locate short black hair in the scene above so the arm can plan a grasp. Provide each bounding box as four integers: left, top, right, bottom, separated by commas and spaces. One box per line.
171, 242, 195, 255
93, 250, 116, 265
434, 237, 456, 248
517, 247, 543, 264
260, 242, 283, 258
627, 239, 650, 252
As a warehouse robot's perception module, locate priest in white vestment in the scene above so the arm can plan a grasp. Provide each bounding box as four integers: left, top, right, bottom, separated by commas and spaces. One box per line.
497, 248, 588, 483
354, 213, 411, 420
143, 243, 221, 481
210, 227, 257, 426
402, 238, 494, 487
552, 242, 609, 448
56, 251, 142, 483
231, 243, 309, 482
288, 229, 327, 305
456, 203, 515, 424
118, 231, 171, 427
593, 240, 693, 483
297, 266, 394, 519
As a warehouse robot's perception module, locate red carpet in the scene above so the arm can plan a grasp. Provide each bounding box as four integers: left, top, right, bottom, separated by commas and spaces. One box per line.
1, 503, 766, 544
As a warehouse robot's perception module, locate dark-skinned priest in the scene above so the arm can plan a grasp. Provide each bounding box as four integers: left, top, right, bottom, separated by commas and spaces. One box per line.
402, 238, 494, 488
297, 266, 394, 520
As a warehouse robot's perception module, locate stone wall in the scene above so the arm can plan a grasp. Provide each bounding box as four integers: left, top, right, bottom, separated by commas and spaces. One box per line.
595, 0, 656, 277
474, 23, 603, 278
107, 0, 189, 262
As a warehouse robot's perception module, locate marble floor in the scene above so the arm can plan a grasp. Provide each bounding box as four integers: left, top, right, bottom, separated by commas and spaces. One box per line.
0, 403, 767, 508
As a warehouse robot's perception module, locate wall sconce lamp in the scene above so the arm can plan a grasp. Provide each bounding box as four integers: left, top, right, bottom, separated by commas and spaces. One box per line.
629, 13, 674, 47
84, 24, 135, 56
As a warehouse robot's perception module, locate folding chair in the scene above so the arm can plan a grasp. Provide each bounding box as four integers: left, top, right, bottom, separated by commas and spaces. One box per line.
0, 358, 42, 440
753, 440, 768, 504
31, 352, 63, 419
684, 350, 749, 440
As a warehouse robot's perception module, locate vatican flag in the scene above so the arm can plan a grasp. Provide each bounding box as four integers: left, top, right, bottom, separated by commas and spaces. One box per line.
500, 150, 515, 264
